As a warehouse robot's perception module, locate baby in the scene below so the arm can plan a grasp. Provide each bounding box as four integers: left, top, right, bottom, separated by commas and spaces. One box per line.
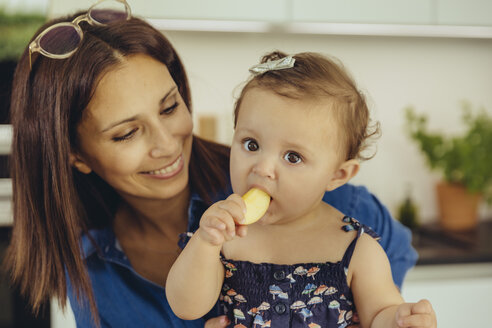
167, 51, 436, 328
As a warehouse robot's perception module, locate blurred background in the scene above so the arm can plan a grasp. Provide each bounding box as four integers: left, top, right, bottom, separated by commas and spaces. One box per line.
1, 0, 491, 327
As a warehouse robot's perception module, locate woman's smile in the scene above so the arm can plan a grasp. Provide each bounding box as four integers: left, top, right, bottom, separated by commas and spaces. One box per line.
142, 155, 184, 178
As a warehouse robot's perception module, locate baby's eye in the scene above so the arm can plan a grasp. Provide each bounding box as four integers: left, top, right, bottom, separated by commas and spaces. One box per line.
284, 151, 302, 164
243, 139, 259, 152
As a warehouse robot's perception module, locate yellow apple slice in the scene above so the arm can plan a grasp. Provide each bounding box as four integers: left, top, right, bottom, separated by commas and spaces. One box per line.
242, 188, 271, 225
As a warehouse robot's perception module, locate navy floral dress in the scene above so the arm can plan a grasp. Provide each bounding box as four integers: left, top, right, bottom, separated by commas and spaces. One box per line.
219, 216, 380, 328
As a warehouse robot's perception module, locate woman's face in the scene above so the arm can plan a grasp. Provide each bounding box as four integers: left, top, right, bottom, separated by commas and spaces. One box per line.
73, 54, 193, 202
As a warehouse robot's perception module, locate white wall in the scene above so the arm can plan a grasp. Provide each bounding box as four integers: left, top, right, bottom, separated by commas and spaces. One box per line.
163, 30, 492, 223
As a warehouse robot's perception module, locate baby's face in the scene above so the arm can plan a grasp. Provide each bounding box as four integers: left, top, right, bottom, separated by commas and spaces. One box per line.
230, 88, 345, 225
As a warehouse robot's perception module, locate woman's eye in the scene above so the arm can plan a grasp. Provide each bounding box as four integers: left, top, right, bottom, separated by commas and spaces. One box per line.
284, 152, 302, 164
161, 102, 178, 115
243, 139, 259, 152
113, 128, 138, 142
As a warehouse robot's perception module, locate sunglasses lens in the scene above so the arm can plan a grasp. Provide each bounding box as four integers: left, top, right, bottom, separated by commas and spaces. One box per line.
90, 1, 129, 24
39, 25, 81, 55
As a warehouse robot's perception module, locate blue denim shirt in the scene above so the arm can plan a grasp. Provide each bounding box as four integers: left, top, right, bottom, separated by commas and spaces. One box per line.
67, 184, 417, 327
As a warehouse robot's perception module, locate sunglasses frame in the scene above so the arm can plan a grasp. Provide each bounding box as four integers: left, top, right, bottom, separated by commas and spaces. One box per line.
28, 0, 131, 69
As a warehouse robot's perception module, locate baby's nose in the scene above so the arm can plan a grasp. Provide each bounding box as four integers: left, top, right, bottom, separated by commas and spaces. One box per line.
252, 158, 276, 179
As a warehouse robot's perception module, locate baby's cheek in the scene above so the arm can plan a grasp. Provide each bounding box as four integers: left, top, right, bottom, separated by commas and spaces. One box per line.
229, 155, 248, 193
282, 184, 319, 212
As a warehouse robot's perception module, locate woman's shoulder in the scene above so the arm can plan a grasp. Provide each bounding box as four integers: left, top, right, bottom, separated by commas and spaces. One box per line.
322, 184, 372, 212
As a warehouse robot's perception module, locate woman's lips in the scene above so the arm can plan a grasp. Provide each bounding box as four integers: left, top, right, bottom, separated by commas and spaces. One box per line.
142, 155, 183, 178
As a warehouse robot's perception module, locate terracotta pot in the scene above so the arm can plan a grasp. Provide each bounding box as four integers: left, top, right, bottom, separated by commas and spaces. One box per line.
435, 181, 481, 231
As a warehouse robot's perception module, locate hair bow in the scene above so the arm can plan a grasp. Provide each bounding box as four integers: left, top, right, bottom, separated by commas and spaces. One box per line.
248, 55, 296, 75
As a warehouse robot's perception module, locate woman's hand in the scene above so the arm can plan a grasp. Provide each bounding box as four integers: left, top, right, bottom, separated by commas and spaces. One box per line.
198, 194, 248, 246
204, 315, 230, 327
395, 299, 437, 328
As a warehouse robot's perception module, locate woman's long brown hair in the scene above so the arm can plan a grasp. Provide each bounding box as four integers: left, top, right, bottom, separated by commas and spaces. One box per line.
4, 15, 230, 323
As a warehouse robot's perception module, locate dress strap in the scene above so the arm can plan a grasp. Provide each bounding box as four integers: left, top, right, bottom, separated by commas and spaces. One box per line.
340, 216, 380, 267
341, 215, 380, 240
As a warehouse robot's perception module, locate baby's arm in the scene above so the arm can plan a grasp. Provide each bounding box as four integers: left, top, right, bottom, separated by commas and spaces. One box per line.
350, 234, 436, 328
166, 194, 247, 320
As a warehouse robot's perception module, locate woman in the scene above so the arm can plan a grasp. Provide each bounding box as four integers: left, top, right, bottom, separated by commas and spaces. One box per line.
5, 2, 417, 327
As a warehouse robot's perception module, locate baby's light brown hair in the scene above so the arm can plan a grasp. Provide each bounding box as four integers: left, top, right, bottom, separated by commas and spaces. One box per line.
234, 51, 380, 161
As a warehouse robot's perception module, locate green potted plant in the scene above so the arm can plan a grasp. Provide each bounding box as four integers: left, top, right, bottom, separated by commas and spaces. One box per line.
0, 9, 45, 61
405, 102, 492, 231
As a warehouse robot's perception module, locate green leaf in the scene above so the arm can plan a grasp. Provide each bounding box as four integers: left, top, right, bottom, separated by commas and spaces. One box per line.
404, 103, 492, 203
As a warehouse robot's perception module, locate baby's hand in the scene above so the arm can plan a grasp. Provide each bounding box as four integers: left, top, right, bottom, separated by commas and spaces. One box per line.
198, 194, 247, 246
395, 299, 436, 328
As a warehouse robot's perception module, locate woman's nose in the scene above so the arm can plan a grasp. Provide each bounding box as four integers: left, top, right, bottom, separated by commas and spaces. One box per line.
252, 157, 276, 179
149, 126, 177, 158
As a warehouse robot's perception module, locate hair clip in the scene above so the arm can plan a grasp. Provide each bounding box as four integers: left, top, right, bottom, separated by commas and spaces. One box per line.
248, 55, 296, 75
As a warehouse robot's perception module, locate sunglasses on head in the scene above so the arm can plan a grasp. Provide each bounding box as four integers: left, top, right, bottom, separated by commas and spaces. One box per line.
28, 0, 131, 69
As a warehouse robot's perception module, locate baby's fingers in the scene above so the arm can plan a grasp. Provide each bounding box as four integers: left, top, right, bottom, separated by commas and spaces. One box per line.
395, 303, 412, 320
199, 205, 235, 244
204, 216, 226, 231
235, 224, 248, 238
397, 313, 434, 328
199, 225, 227, 246
215, 206, 237, 239
222, 194, 247, 224
396, 300, 436, 328
412, 299, 433, 315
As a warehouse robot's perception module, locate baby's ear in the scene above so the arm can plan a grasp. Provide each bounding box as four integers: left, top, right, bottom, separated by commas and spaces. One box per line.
69, 153, 92, 174
326, 159, 360, 191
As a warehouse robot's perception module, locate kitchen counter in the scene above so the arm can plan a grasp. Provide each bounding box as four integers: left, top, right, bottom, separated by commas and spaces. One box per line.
412, 220, 492, 265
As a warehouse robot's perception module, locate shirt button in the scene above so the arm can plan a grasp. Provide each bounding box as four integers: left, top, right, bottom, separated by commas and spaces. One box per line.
273, 270, 285, 281
274, 303, 287, 315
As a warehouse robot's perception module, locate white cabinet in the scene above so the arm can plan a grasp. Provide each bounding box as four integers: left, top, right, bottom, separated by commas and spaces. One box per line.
436, 0, 492, 26
47, 1, 492, 39
291, 0, 433, 25
48, 0, 287, 22
131, 0, 287, 22
49, 0, 492, 27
